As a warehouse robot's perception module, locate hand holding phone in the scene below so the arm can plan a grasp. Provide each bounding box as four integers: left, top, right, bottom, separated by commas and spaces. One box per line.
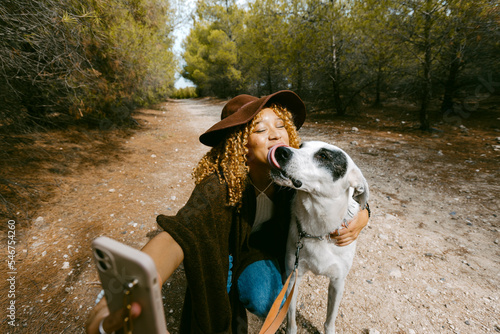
91, 236, 168, 334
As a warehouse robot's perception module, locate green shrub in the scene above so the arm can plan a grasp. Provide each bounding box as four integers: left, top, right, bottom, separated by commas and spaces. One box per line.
0, 0, 177, 128
171, 87, 198, 99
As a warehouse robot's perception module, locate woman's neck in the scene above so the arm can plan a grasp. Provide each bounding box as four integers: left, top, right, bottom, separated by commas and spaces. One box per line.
248, 168, 274, 197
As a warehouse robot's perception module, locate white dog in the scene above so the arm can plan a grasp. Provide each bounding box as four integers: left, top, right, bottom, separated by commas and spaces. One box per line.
269, 141, 369, 334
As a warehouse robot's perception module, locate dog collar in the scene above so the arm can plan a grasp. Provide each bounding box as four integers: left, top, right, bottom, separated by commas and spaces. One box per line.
296, 219, 346, 243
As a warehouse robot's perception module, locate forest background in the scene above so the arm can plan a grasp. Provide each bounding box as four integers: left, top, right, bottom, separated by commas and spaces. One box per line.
1, 0, 500, 232
1, 0, 499, 134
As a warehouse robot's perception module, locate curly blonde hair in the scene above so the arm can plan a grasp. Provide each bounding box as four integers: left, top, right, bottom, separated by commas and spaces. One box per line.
193, 104, 301, 207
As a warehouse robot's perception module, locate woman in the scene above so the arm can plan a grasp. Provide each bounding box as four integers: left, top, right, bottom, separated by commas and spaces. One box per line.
86, 90, 369, 334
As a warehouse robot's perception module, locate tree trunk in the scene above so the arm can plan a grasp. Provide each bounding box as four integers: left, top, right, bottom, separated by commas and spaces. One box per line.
296, 64, 303, 97
441, 54, 460, 113
331, 34, 344, 115
419, 0, 432, 131
266, 65, 273, 95
373, 60, 383, 107
420, 49, 431, 130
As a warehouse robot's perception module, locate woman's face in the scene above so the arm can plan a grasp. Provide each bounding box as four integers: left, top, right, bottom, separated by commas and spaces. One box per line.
246, 108, 290, 171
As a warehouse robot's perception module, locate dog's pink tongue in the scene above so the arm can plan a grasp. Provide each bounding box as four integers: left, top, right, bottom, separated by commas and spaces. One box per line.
268, 143, 288, 169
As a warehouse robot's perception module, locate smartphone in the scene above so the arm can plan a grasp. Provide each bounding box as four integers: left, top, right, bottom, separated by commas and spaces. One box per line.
92, 236, 167, 334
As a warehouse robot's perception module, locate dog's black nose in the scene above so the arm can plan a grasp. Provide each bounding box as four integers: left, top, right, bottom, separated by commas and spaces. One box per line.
275, 146, 292, 165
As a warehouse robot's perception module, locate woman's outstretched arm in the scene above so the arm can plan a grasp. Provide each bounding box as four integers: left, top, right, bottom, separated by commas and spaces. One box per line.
85, 231, 184, 334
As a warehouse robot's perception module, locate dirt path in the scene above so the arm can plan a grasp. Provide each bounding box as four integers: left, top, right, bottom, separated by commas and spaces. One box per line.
2, 98, 499, 333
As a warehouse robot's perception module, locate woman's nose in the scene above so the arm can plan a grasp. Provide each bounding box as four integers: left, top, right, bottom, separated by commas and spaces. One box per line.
269, 127, 281, 140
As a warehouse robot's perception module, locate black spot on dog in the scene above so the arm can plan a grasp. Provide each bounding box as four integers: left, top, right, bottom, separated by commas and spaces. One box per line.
314, 148, 347, 180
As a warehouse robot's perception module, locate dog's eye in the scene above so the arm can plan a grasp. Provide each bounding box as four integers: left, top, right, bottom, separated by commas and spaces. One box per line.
315, 149, 334, 162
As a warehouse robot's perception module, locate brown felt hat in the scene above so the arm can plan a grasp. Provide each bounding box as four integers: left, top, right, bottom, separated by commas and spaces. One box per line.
199, 90, 306, 147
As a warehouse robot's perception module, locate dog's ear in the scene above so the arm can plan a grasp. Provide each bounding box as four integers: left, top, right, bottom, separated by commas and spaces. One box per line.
347, 166, 369, 209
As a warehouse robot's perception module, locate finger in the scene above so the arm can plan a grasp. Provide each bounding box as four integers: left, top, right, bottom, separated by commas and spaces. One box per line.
333, 229, 353, 239
336, 238, 354, 247
331, 228, 349, 238
130, 302, 141, 318
102, 302, 142, 333
335, 232, 356, 245
102, 310, 125, 334
86, 300, 109, 334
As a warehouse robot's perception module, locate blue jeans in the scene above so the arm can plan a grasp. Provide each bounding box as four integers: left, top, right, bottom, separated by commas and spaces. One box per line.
236, 259, 283, 318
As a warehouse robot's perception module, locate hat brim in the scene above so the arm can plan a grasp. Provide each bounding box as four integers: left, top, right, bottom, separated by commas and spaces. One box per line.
200, 90, 306, 147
